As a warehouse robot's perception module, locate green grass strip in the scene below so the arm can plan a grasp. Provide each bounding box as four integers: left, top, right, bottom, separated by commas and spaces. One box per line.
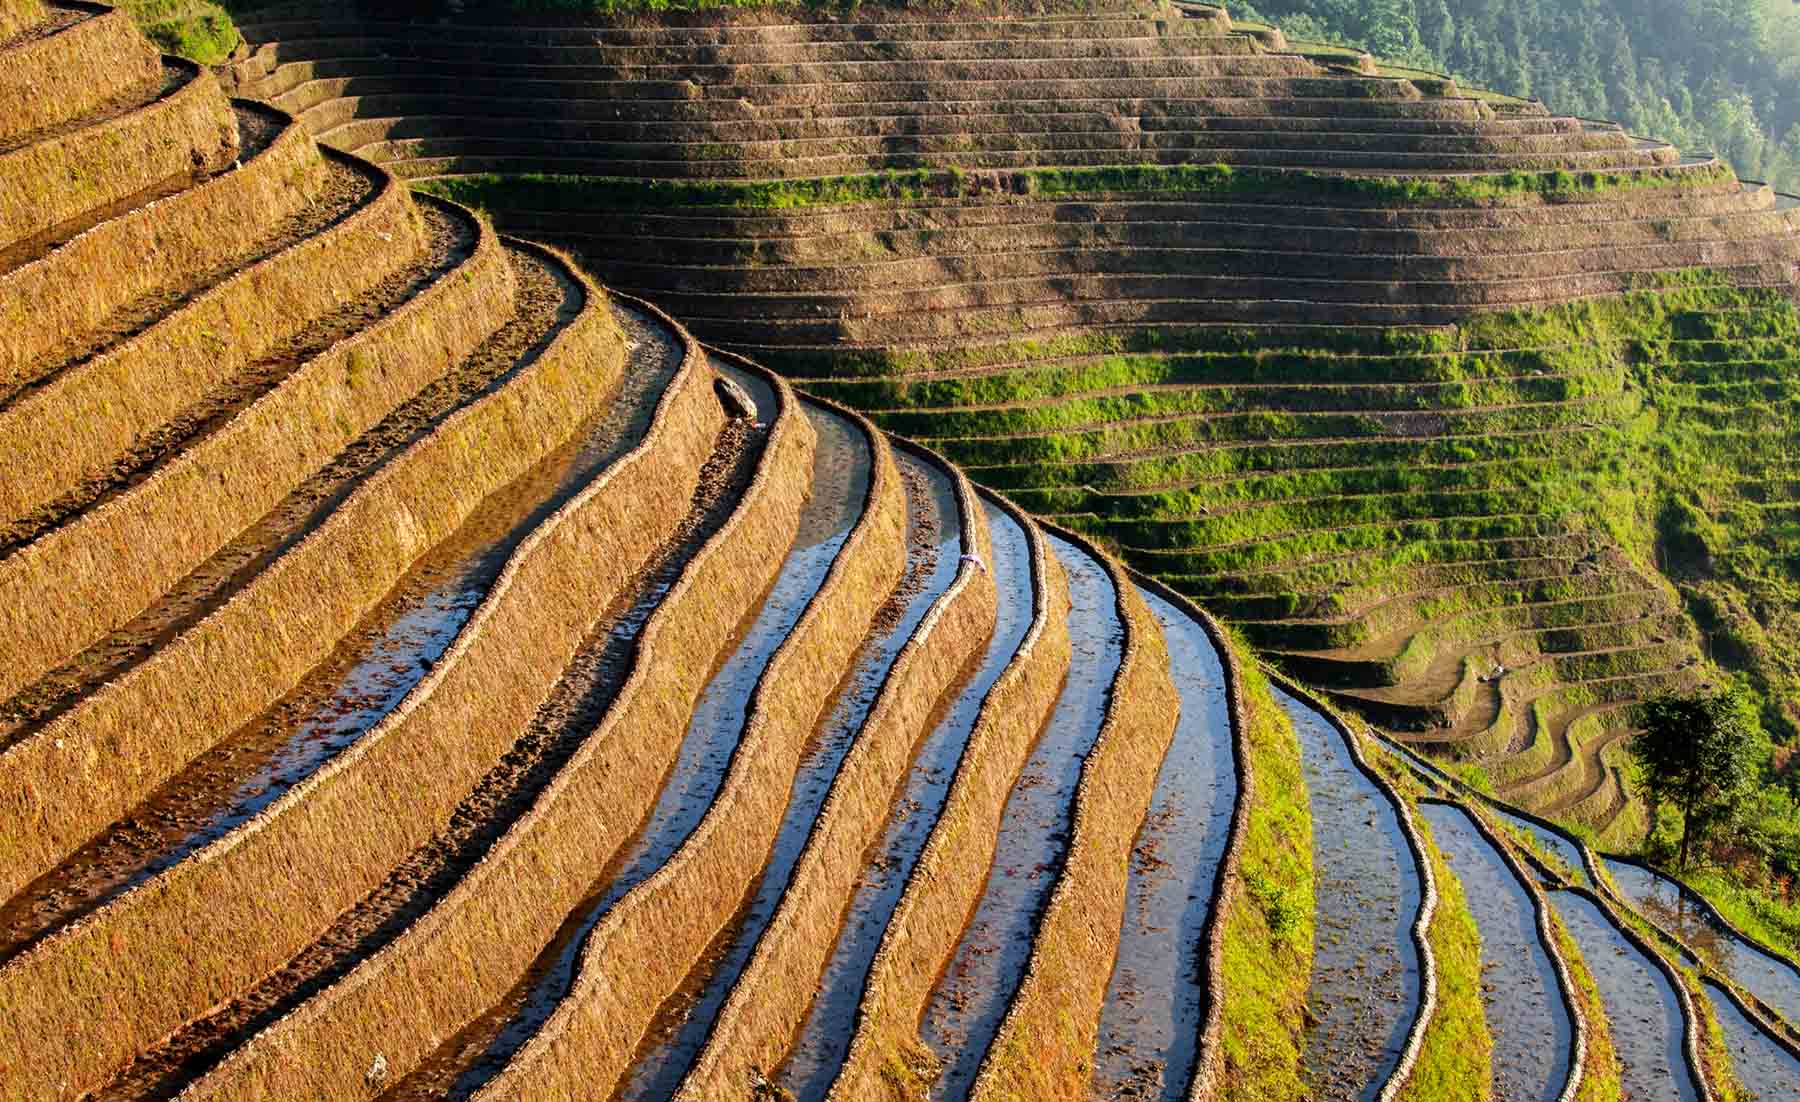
1215, 638, 1314, 1099
421, 159, 1734, 217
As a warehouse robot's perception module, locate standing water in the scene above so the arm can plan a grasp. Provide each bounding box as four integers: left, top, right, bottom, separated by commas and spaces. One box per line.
919, 535, 1124, 1100
775, 498, 1037, 1102
1090, 587, 1237, 1102
618, 454, 964, 1100
1603, 857, 1800, 1029
1491, 807, 1590, 888
1283, 689, 1424, 1102
433, 399, 872, 1098
1702, 981, 1800, 1099
1548, 891, 1697, 1102
1418, 801, 1573, 1102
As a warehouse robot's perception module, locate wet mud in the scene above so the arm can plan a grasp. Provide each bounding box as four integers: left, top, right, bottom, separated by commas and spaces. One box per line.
1549, 891, 1696, 1102
403, 397, 873, 1100
773, 498, 1034, 1102
1284, 689, 1423, 1102
919, 533, 1123, 1101
1419, 801, 1572, 1102
1089, 587, 1237, 1102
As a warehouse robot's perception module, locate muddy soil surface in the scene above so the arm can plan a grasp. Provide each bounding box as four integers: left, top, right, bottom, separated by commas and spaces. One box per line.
381, 395, 871, 1101
0, 230, 534, 755
0, 198, 470, 554
84, 318, 755, 1102
1419, 801, 1572, 1102
1549, 891, 1696, 1102
1702, 982, 1800, 1098
919, 533, 1123, 1101
4, 129, 374, 406
1284, 688, 1423, 1102
0, 170, 197, 274
775, 498, 1034, 1102
619, 453, 961, 1102
1090, 587, 1237, 1102
0, 292, 664, 964
1603, 858, 1800, 1027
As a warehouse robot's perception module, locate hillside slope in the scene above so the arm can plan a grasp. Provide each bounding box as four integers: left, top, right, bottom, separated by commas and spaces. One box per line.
10, 5, 1800, 1101
221, 0, 1800, 845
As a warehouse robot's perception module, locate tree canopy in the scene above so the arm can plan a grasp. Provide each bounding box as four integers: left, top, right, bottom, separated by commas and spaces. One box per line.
1631, 686, 1763, 869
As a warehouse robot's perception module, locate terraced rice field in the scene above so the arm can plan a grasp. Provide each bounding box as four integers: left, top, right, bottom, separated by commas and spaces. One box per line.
225, 0, 1800, 854
9, 1, 1800, 1099
1417, 801, 1574, 1102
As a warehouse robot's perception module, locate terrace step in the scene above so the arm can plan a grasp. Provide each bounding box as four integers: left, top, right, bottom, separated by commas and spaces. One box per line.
0, 147, 400, 528
0, 0, 51, 43
0, 291, 748, 1102
0, 193, 500, 707
93, 317, 782, 1102
0, 55, 237, 251
0, 102, 323, 393
0, 238, 613, 910
412, 390, 908, 1101
0, 3, 162, 144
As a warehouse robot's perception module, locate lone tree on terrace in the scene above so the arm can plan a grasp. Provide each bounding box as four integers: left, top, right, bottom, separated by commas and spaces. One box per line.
1631, 687, 1760, 871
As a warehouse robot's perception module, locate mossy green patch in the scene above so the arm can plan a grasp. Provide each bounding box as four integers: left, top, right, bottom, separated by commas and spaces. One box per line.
122, 0, 241, 64
420, 158, 1732, 220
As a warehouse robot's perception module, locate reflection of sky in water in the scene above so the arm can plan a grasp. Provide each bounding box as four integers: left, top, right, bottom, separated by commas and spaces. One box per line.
623, 455, 961, 1101
1420, 802, 1571, 1102
1604, 857, 1800, 1029
1089, 587, 1237, 1102
1493, 807, 1590, 887
778, 500, 1034, 1102
450, 404, 868, 1099
134, 565, 488, 892
1550, 892, 1695, 1102
1284, 689, 1423, 1102
1703, 981, 1800, 1098
920, 535, 1123, 1101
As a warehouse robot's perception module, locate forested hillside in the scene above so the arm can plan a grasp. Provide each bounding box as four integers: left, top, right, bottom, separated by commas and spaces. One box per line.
1241, 0, 1800, 190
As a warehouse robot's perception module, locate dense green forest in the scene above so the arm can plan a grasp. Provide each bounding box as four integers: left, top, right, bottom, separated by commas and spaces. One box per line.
1235, 0, 1800, 191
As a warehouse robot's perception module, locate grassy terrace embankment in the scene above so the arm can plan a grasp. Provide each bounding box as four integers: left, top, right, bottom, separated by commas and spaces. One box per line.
220, 5, 1800, 849
12, 1, 1800, 1097
772, 279, 1799, 845
1194, 638, 1312, 1101
0, 101, 322, 388
0, 6, 163, 142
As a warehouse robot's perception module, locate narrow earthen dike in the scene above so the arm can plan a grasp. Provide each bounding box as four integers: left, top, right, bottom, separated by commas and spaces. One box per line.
5, 4, 1800, 1102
